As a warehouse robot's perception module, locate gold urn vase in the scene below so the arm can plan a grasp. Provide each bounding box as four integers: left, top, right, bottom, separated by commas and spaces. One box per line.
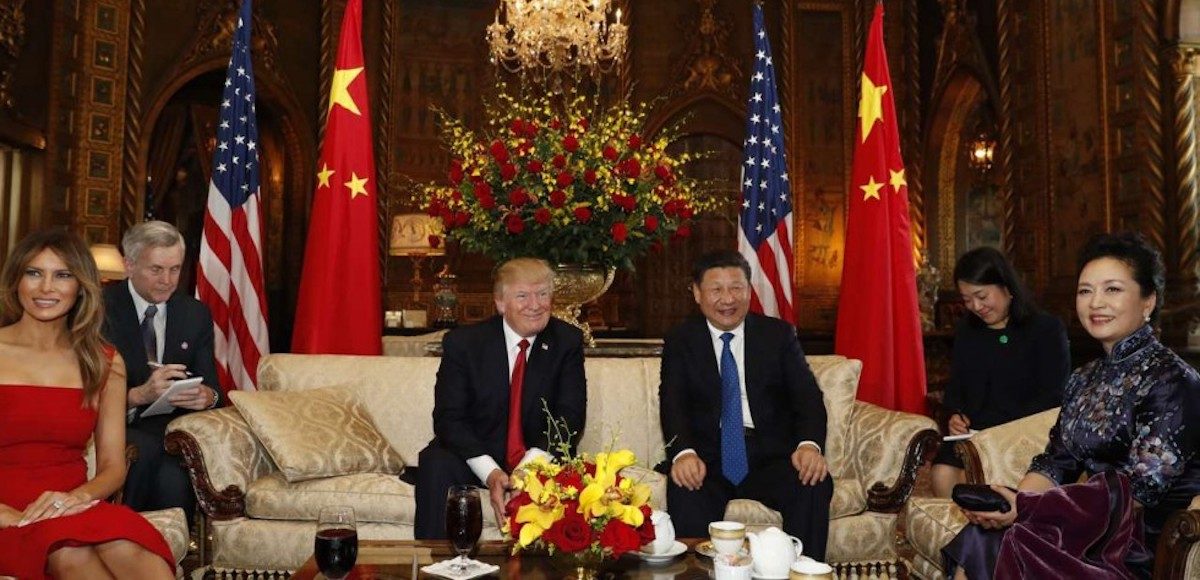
551, 264, 615, 347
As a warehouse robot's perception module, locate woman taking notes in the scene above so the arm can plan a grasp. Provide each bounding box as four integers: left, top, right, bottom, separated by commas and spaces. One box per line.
932, 247, 1070, 497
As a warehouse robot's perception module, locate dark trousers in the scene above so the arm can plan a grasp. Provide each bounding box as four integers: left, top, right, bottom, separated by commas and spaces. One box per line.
414, 443, 479, 540
666, 435, 834, 561
125, 413, 196, 525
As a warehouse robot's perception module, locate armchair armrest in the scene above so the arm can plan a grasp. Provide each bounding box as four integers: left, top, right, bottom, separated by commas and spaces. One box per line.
1154, 496, 1200, 580
958, 408, 1058, 486
845, 401, 940, 513
164, 407, 276, 520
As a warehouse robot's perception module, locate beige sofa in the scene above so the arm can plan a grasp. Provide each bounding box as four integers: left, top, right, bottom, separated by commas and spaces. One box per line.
166, 353, 939, 576
901, 408, 1200, 579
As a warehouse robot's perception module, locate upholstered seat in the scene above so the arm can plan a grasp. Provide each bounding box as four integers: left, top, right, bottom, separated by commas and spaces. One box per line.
167, 353, 939, 575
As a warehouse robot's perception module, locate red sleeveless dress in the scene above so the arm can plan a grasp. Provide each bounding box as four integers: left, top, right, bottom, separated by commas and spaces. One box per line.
0, 384, 174, 578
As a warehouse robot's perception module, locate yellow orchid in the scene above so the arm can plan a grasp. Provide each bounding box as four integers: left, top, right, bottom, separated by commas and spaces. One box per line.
577, 450, 650, 527
513, 474, 565, 547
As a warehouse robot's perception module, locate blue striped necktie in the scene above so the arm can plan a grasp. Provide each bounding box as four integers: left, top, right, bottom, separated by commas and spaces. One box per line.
719, 332, 749, 485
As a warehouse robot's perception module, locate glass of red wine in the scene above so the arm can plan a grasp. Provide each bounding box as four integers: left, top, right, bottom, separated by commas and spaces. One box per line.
314, 505, 358, 580
445, 484, 483, 573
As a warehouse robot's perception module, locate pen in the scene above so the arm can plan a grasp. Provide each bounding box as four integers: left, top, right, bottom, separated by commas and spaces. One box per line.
147, 361, 195, 377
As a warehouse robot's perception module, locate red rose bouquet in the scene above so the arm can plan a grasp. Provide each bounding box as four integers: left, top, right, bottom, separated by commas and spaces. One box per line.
504, 449, 655, 562
421, 87, 718, 270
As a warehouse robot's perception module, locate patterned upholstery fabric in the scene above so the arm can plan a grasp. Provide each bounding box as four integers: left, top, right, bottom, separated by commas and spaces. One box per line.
173, 353, 934, 572
970, 407, 1058, 485
140, 507, 190, 564
230, 386, 404, 482
903, 497, 965, 579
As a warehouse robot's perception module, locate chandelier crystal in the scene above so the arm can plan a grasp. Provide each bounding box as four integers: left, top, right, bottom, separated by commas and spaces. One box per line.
486, 0, 628, 78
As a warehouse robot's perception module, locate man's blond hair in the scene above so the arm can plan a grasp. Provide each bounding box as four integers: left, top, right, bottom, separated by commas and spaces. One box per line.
493, 257, 554, 297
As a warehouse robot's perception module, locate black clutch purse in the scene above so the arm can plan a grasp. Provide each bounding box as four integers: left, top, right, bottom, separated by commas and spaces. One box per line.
951, 484, 1015, 513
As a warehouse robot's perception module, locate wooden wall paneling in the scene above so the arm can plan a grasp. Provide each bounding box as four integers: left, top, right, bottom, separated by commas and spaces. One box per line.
900, 0, 926, 264
44, 0, 82, 230
783, 2, 853, 331
1044, 1, 1107, 301
0, 0, 50, 151
995, 0, 1017, 260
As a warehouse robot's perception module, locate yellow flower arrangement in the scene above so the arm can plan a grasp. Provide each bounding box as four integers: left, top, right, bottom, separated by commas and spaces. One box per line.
504, 450, 655, 560
421, 87, 720, 270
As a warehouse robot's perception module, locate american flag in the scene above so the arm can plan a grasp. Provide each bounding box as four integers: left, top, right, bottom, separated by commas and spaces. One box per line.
196, 0, 269, 393
738, 3, 796, 324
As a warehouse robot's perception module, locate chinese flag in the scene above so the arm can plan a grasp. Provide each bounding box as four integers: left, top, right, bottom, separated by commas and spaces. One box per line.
291, 0, 381, 355
834, 3, 926, 414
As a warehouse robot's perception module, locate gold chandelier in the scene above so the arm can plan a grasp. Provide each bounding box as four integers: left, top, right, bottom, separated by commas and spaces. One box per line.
486, 0, 628, 78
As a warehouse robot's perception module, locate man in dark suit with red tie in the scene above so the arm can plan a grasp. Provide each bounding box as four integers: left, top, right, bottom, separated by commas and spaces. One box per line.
414, 258, 588, 539
659, 250, 833, 560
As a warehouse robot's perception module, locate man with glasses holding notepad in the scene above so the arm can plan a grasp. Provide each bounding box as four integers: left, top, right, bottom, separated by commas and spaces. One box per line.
101, 220, 220, 525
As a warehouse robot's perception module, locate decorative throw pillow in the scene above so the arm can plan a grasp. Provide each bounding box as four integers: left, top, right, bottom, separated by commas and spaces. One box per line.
230, 386, 404, 483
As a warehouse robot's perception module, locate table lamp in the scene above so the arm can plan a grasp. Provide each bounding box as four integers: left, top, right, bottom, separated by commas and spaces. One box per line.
89, 244, 127, 282
389, 214, 446, 312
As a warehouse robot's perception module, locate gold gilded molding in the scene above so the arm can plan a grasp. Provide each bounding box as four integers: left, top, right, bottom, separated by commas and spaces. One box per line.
185, 1, 279, 75
1136, 0, 1165, 250
120, 0, 145, 234
674, 0, 741, 100
1171, 46, 1200, 288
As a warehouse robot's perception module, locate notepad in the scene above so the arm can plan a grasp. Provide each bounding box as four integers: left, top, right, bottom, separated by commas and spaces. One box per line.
140, 377, 203, 418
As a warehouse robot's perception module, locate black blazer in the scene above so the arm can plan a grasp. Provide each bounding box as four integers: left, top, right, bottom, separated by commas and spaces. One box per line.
659, 313, 826, 466
101, 282, 222, 416
430, 315, 587, 465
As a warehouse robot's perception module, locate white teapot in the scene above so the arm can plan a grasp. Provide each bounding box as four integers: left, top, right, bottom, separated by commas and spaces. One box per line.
746, 526, 802, 577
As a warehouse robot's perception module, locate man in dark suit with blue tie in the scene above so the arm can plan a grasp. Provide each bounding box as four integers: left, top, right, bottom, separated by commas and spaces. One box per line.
414, 258, 587, 539
102, 220, 221, 524
659, 250, 832, 560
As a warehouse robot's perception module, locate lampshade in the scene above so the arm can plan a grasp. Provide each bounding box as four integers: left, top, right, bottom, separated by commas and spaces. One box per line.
389, 213, 446, 257
89, 244, 127, 281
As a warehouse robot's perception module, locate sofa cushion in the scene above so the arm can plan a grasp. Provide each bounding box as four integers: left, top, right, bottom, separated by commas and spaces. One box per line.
807, 356, 861, 477
245, 472, 415, 524
230, 386, 404, 482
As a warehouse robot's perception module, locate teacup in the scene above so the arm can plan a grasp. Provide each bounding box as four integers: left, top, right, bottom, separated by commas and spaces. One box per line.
713, 553, 754, 580
789, 556, 835, 579
708, 520, 746, 556
646, 510, 676, 555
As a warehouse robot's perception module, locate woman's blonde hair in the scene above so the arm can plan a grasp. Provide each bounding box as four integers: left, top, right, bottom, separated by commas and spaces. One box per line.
0, 228, 108, 403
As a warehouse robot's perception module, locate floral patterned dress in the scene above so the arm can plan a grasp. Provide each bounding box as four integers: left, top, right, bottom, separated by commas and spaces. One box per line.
943, 324, 1200, 578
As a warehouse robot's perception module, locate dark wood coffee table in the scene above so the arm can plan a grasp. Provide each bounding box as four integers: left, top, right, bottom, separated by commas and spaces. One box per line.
292, 538, 714, 579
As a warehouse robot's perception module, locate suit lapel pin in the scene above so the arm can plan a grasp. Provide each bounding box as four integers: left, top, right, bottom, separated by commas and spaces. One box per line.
541, 342, 549, 350
181, 341, 189, 350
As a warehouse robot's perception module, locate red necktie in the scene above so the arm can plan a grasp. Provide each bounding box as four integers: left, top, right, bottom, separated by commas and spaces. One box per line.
506, 339, 530, 470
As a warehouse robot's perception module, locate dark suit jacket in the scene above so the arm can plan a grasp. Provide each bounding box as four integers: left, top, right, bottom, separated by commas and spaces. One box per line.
101, 282, 222, 418
430, 315, 587, 466
659, 313, 826, 466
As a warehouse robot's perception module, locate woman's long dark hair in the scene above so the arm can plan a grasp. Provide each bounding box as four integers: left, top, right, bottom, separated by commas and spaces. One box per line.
0, 228, 109, 404
953, 246, 1038, 327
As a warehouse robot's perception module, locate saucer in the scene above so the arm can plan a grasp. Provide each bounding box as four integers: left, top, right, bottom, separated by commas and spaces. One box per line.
694, 540, 748, 559
636, 540, 687, 564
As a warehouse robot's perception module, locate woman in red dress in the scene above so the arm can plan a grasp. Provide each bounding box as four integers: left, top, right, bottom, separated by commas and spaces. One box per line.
0, 228, 173, 579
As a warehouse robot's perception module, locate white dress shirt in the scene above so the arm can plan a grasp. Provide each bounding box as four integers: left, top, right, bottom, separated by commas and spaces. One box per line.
673, 320, 821, 463
465, 320, 550, 484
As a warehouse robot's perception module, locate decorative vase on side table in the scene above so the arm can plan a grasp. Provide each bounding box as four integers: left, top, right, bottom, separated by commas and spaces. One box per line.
552, 264, 615, 347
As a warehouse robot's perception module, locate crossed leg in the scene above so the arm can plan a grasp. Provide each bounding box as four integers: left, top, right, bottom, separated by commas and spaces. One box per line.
95, 539, 174, 579
46, 546, 114, 580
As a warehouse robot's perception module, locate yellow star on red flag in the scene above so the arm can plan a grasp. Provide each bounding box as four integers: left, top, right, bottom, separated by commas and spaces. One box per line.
860, 175, 885, 201
889, 168, 907, 193
858, 73, 887, 143
344, 172, 369, 198
317, 163, 334, 188
328, 67, 364, 115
